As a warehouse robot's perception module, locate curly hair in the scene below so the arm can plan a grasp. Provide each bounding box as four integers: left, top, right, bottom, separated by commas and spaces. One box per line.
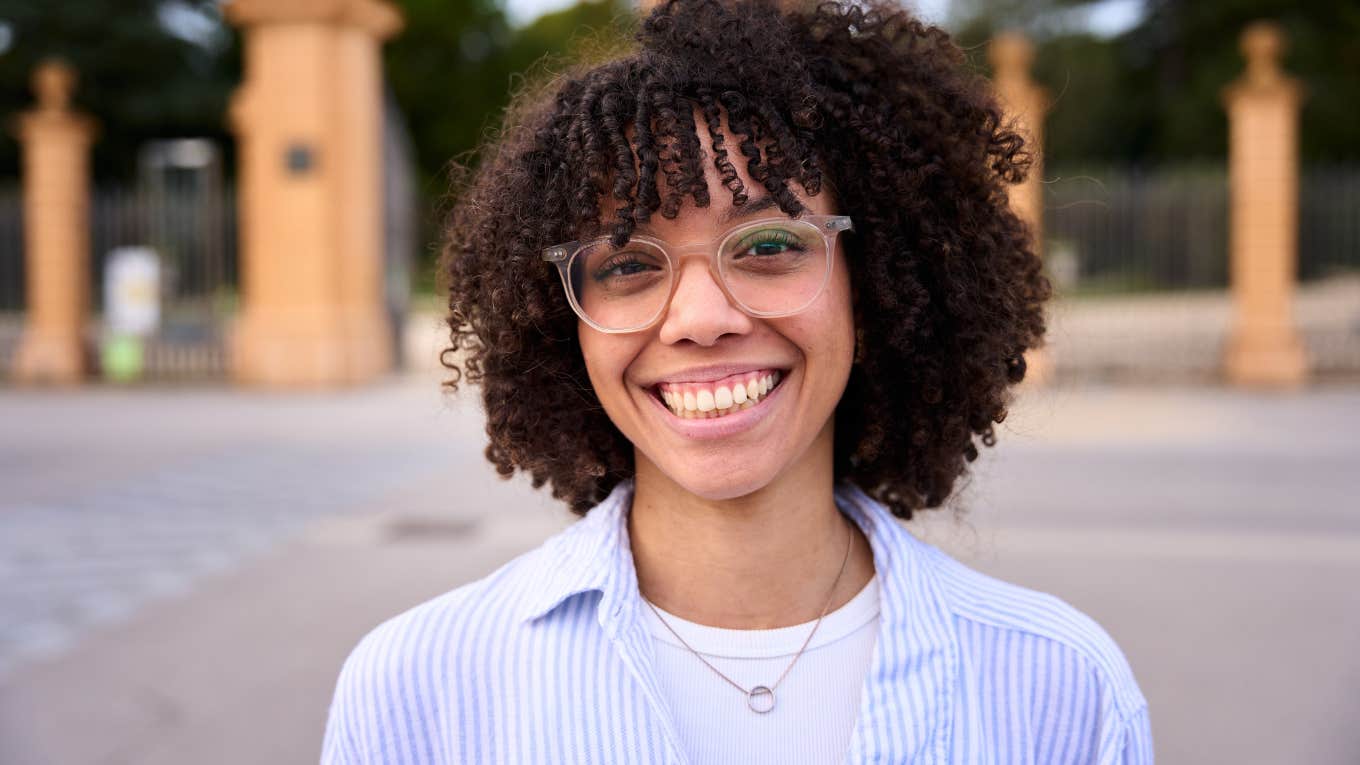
439, 0, 1051, 519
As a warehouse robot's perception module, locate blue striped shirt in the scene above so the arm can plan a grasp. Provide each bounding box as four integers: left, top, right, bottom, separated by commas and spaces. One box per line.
323, 481, 1152, 763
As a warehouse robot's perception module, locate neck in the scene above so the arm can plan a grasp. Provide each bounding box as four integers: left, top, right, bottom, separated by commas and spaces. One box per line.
628, 424, 876, 630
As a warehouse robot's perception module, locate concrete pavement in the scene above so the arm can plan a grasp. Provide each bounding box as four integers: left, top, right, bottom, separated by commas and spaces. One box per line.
1, 375, 1358, 764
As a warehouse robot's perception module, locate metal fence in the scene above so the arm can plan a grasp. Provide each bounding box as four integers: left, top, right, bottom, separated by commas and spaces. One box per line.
0, 180, 238, 382
92, 181, 238, 380
1044, 163, 1360, 381
0, 186, 22, 374
1299, 165, 1360, 281
1045, 163, 1360, 295
1045, 164, 1229, 294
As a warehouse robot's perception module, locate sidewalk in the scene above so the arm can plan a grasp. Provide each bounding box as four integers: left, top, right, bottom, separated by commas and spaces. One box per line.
2, 377, 1358, 764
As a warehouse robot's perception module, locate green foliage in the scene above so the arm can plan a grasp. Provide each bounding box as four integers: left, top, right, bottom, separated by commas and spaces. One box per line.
384, 0, 630, 282
0, 0, 630, 189
386, 0, 631, 201
0, 0, 239, 180
951, 0, 1360, 162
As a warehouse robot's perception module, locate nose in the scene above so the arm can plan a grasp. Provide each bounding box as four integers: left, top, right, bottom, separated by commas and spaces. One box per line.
657, 254, 753, 346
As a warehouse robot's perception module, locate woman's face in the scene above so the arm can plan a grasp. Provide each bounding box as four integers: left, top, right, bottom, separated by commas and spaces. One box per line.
578, 124, 856, 501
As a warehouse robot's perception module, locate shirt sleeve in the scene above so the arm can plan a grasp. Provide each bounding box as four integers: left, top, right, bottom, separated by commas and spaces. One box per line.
319, 622, 418, 765
320, 640, 372, 765
1109, 706, 1154, 765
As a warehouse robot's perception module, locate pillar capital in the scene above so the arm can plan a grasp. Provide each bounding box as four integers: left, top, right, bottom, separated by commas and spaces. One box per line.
33, 60, 76, 111
13, 59, 98, 143
224, 0, 403, 40
988, 31, 1050, 120
988, 31, 1035, 80
1223, 21, 1302, 104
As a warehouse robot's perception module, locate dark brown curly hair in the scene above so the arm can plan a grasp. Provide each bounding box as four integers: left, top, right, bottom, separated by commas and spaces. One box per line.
439, 0, 1051, 519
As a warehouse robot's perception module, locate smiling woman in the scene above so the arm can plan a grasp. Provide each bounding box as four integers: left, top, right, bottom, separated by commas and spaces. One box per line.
322, 1, 1151, 763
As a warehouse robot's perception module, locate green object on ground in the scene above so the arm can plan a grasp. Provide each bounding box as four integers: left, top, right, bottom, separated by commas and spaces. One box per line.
103, 335, 144, 382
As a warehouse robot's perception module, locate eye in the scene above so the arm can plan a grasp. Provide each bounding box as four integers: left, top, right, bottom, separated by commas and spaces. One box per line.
731, 228, 807, 259
592, 252, 663, 282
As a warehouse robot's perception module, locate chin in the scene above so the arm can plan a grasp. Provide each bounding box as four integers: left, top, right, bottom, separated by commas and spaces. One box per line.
650, 454, 781, 502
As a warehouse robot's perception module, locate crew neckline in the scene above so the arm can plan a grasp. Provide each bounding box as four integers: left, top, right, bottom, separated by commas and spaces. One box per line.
641, 574, 880, 659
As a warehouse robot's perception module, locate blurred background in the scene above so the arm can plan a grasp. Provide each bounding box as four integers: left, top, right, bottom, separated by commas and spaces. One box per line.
0, 0, 1356, 763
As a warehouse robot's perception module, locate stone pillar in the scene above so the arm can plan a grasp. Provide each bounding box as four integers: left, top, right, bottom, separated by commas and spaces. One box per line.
990, 32, 1052, 386
11, 62, 98, 385
225, 0, 402, 387
1221, 22, 1307, 388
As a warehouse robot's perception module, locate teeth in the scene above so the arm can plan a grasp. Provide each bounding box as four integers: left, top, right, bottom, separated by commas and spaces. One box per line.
714, 386, 733, 409
658, 371, 783, 419
731, 382, 747, 404
696, 389, 716, 412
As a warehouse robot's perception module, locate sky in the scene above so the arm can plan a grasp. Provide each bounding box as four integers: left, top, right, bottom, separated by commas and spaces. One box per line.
502, 0, 1144, 34
505, 0, 950, 27
148, 0, 1145, 44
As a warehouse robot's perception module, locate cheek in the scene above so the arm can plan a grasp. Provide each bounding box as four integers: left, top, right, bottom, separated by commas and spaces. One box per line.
818, 259, 857, 364
578, 324, 644, 403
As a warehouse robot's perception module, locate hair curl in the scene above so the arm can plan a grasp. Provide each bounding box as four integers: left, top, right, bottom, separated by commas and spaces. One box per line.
440, 0, 1051, 518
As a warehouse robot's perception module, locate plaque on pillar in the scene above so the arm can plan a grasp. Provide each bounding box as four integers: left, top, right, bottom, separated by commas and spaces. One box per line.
285, 143, 316, 175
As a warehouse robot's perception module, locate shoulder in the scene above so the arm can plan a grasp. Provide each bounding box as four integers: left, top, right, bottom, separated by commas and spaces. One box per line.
918, 540, 1137, 680
320, 537, 556, 764
921, 541, 1147, 714
912, 538, 1152, 760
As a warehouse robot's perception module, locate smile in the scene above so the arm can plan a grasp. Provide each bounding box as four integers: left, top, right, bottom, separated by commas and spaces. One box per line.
654, 370, 784, 419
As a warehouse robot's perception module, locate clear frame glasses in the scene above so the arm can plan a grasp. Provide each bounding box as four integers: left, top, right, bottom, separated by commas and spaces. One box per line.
541, 215, 853, 334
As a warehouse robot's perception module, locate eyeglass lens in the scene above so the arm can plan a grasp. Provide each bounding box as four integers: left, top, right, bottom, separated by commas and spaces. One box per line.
567, 220, 831, 330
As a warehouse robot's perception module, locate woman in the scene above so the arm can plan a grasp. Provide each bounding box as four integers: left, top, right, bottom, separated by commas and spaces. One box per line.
323, 1, 1151, 762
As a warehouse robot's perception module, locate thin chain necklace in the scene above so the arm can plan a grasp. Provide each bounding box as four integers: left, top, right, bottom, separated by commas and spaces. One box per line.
644, 514, 855, 714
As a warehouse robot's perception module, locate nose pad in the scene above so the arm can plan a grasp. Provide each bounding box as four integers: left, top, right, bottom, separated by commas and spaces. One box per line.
657, 252, 752, 345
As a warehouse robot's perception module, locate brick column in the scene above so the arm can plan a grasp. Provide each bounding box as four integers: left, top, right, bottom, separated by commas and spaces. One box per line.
1221, 22, 1307, 388
11, 62, 97, 385
225, 0, 402, 387
990, 32, 1052, 386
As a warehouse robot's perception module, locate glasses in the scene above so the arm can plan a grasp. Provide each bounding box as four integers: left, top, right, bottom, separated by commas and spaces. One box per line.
541, 215, 853, 333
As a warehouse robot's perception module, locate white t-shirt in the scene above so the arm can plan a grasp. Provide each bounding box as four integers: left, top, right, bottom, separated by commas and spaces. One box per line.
642, 575, 881, 765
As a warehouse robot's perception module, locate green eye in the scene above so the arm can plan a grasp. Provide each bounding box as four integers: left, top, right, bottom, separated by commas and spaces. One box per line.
732, 228, 807, 258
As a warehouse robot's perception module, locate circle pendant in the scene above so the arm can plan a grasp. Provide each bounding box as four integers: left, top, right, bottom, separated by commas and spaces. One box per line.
747, 685, 775, 714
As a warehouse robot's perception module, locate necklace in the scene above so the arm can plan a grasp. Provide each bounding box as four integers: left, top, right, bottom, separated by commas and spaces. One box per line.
643, 514, 855, 714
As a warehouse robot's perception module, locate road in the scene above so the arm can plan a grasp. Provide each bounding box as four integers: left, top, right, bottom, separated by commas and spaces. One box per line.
1, 374, 1357, 764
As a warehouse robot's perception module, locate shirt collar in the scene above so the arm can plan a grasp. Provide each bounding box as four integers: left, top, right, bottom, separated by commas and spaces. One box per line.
516, 478, 638, 628
518, 479, 959, 762
837, 482, 960, 762
516, 478, 955, 644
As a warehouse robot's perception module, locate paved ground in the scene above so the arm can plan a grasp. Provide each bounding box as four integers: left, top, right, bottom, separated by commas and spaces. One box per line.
1043, 274, 1360, 382
1, 374, 1358, 764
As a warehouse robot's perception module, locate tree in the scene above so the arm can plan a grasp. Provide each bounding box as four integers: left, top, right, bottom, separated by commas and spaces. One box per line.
948, 0, 1360, 163
385, 0, 630, 201
0, 0, 239, 180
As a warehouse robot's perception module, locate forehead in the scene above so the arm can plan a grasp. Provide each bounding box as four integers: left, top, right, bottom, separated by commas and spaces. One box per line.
593, 106, 835, 241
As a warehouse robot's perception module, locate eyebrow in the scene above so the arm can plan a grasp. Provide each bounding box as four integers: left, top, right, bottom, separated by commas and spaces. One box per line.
632, 194, 784, 235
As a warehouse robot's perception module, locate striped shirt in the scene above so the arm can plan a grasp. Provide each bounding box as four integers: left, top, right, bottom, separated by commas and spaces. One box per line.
322, 481, 1153, 764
